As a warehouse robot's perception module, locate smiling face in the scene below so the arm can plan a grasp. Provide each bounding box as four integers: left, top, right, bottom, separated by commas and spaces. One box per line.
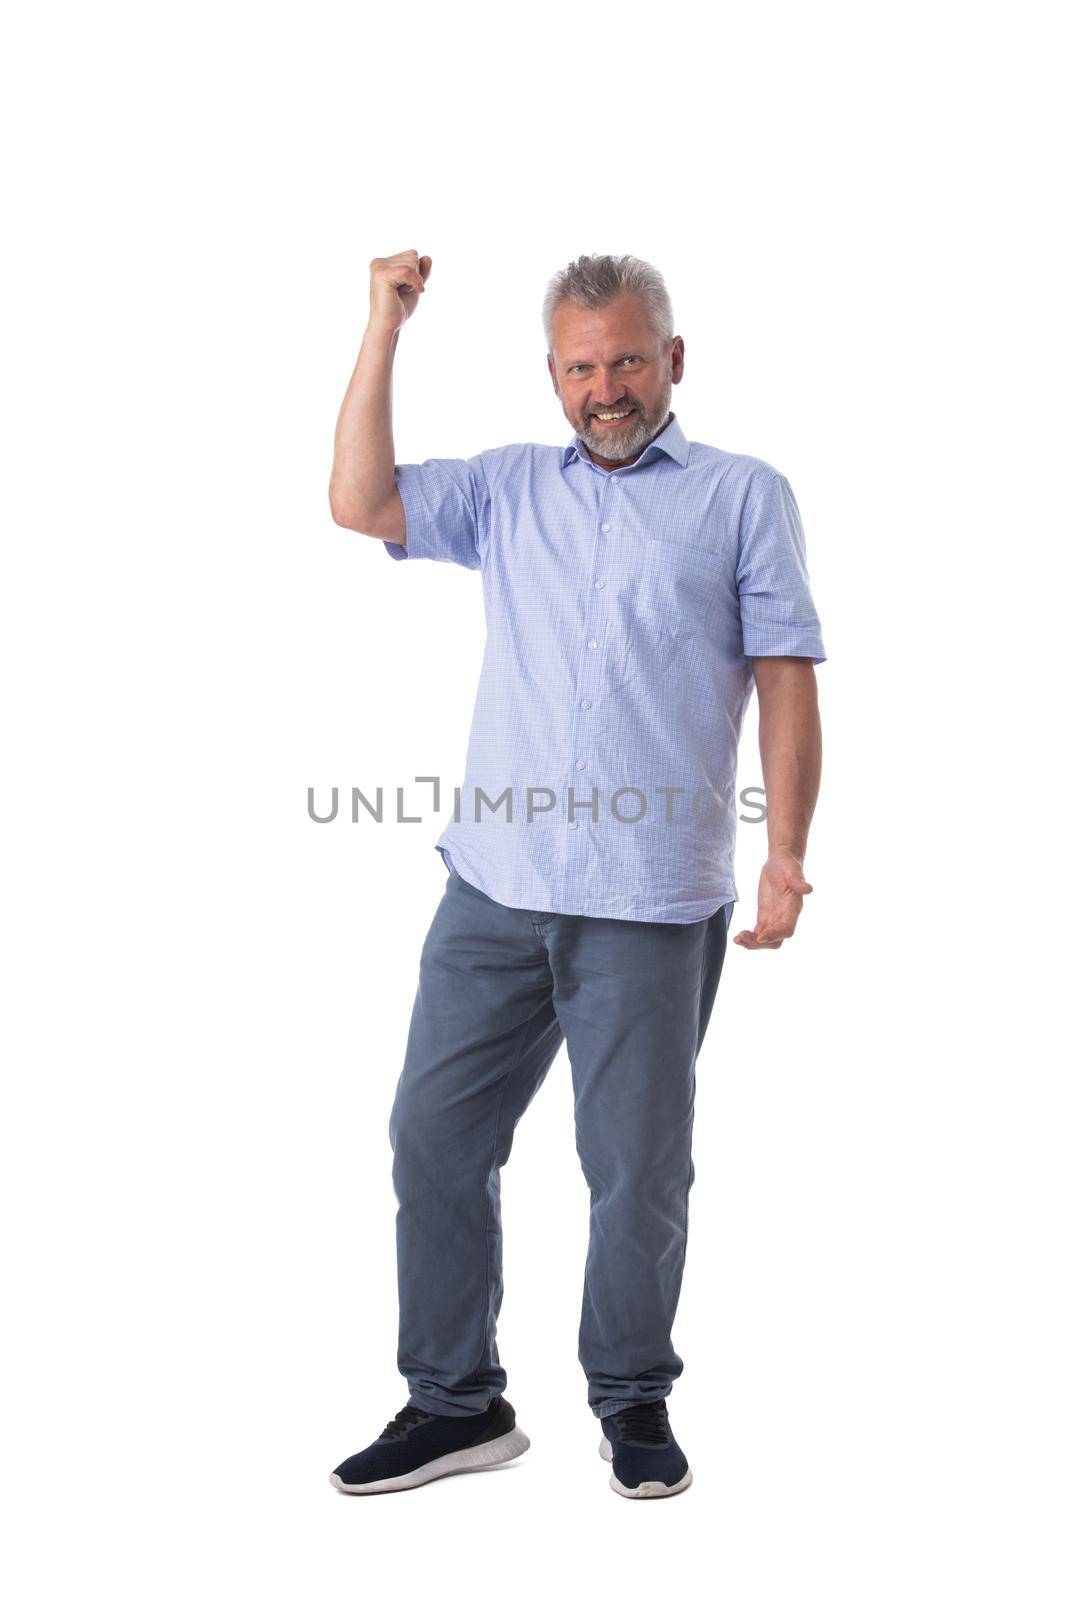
547, 292, 684, 468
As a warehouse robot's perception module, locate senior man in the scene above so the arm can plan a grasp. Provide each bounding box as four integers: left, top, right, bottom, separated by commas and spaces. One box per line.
327, 250, 825, 1498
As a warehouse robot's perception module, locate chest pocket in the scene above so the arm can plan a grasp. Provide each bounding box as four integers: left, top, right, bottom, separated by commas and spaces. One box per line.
634, 534, 731, 631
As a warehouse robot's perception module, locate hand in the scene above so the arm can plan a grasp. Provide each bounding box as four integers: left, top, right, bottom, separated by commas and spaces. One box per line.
369, 249, 433, 335
733, 850, 813, 950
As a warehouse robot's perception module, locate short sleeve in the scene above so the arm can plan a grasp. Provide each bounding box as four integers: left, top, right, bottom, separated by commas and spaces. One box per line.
382, 454, 491, 569
736, 471, 827, 662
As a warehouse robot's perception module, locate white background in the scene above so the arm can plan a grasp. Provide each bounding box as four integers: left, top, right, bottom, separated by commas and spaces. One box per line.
3, 2, 1063, 1594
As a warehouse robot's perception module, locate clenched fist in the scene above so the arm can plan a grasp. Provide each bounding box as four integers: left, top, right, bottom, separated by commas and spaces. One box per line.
369, 249, 433, 334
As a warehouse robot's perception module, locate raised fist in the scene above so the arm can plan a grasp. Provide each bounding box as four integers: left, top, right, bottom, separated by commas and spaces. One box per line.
369, 249, 433, 333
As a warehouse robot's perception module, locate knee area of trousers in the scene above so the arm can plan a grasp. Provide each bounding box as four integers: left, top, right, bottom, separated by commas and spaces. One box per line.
389, 1108, 480, 1183
580, 1152, 693, 1203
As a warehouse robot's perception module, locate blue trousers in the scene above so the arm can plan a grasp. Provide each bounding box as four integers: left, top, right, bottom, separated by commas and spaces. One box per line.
388, 864, 733, 1419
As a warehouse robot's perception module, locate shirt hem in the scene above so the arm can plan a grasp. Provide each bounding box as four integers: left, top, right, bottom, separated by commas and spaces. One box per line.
436, 843, 736, 925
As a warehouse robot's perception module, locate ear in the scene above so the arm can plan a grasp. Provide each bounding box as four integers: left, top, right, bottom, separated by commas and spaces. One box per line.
546, 352, 560, 395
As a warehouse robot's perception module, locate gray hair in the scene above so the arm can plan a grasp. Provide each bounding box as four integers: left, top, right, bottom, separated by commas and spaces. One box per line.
542, 253, 674, 356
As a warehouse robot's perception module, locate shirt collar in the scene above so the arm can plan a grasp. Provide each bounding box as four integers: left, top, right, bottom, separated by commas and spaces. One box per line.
561, 410, 690, 472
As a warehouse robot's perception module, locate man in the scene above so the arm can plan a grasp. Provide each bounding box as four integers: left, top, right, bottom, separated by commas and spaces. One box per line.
327, 250, 825, 1498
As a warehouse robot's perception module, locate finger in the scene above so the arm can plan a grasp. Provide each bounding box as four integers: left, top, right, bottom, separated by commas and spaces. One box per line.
734, 928, 777, 949
419, 255, 433, 284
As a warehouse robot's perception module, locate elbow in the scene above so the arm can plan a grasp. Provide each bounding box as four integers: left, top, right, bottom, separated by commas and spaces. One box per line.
330, 502, 357, 531
329, 486, 368, 532
329, 473, 401, 537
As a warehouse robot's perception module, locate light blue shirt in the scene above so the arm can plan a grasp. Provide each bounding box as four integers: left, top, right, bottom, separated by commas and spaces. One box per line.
384, 411, 826, 923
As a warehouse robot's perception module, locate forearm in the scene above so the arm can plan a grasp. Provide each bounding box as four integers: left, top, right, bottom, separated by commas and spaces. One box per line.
329, 322, 401, 527
754, 660, 822, 859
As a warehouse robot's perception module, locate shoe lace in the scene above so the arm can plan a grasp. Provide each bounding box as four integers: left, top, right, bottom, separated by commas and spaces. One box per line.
612, 1401, 669, 1446
379, 1402, 432, 1441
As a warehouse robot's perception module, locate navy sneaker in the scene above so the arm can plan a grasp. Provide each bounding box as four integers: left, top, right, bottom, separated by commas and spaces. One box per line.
598, 1399, 692, 1498
330, 1396, 529, 1494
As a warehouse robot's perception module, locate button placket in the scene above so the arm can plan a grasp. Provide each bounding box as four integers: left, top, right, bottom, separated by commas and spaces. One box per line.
567, 477, 614, 842
592, 485, 610, 597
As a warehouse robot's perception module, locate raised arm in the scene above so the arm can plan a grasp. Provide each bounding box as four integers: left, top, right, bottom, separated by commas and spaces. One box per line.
328, 249, 432, 540
733, 655, 823, 951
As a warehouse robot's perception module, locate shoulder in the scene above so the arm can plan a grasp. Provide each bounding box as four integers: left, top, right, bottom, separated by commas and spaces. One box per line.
686, 440, 784, 495
469, 441, 562, 487
684, 443, 790, 539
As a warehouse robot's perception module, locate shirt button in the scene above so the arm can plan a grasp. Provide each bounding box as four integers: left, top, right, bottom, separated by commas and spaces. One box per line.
600, 522, 611, 533
594, 579, 605, 589
576, 759, 586, 770
568, 820, 578, 829
587, 639, 598, 649
581, 699, 592, 709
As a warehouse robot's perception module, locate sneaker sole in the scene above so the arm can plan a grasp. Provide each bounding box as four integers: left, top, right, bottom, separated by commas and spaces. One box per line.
598, 1435, 693, 1498
330, 1424, 531, 1495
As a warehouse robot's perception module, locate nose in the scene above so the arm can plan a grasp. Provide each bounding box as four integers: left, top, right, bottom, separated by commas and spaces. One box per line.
583, 366, 627, 407
589, 386, 631, 409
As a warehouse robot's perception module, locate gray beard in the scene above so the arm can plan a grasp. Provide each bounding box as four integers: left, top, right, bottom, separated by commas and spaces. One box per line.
577, 395, 672, 461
